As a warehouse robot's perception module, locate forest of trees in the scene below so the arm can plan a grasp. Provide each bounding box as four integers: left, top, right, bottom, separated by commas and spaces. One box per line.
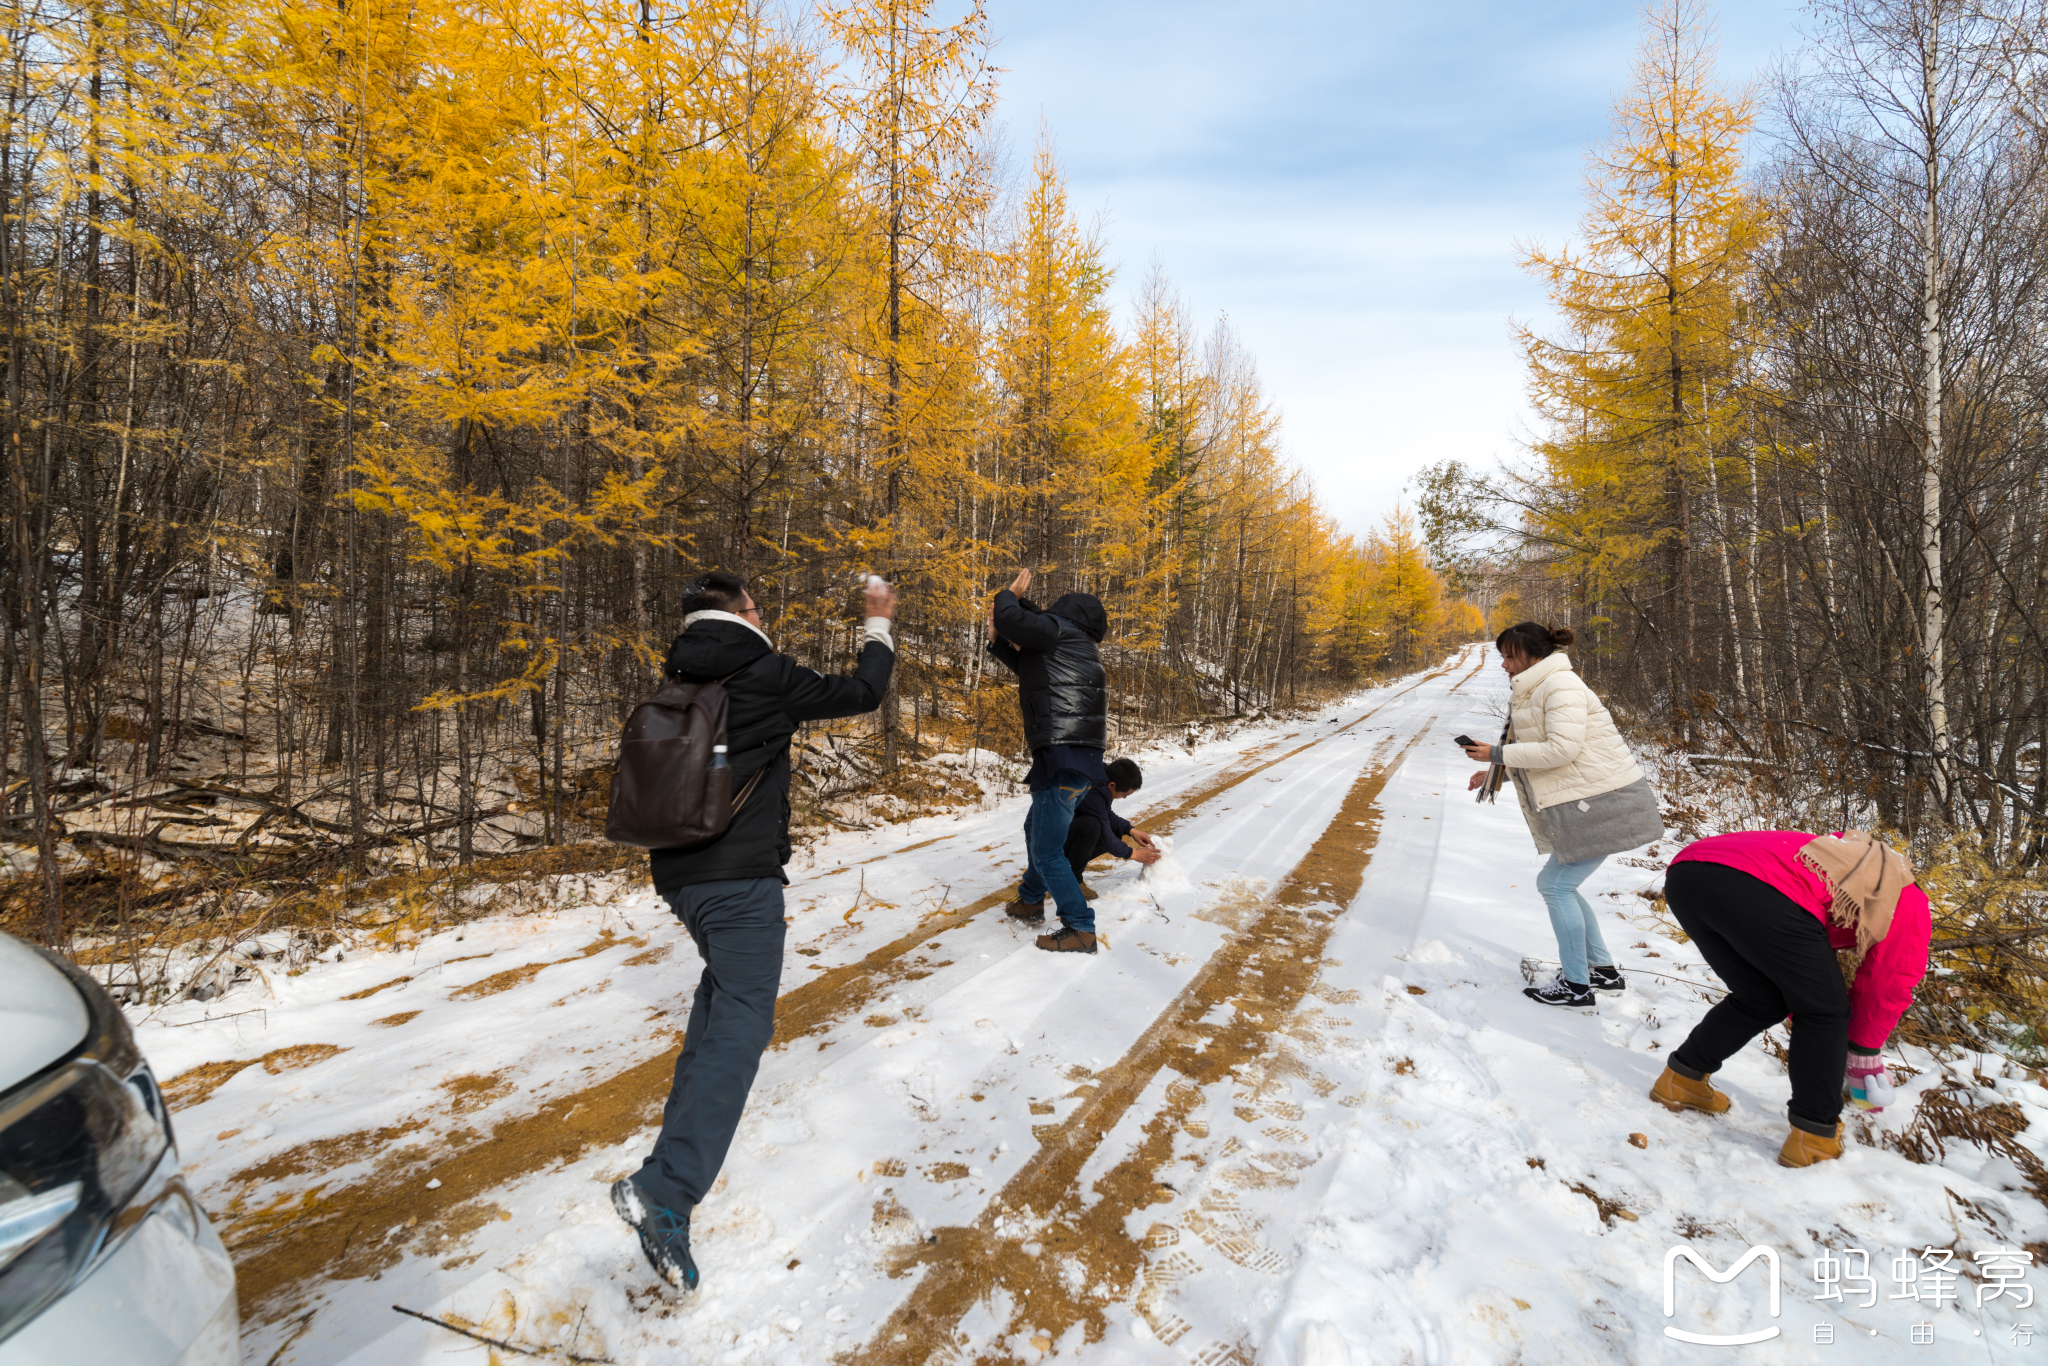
0, 0, 1478, 942
1425, 0, 2048, 869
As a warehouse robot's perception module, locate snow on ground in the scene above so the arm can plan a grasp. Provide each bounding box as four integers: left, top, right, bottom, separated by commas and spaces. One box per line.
1122, 659, 2048, 1365
134, 646, 2048, 1365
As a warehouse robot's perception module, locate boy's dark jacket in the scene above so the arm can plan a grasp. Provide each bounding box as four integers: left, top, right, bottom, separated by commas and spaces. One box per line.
647, 619, 892, 892
1071, 780, 1134, 859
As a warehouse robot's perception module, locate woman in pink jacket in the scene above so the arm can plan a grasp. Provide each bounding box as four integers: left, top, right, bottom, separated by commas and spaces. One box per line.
1646, 830, 1931, 1168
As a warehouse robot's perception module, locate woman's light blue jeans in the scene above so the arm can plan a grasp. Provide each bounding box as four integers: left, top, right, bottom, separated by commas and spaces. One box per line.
1537, 852, 1613, 985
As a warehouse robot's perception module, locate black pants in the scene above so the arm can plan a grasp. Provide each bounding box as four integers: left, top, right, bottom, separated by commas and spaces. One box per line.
1664, 860, 1849, 1134
1064, 818, 1107, 884
635, 876, 785, 1212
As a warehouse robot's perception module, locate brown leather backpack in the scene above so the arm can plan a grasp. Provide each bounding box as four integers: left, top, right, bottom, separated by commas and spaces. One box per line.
603, 670, 765, 848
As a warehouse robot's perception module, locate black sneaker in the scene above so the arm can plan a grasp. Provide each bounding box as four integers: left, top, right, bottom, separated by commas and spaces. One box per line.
1523, 976, 1597, 1012
611, 1177, 698, 1290
1588, 965, 1626, 995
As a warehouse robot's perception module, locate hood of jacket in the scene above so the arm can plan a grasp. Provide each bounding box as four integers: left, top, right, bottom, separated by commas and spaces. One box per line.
664, 618, 773, 682
1047, 593, 1107, 643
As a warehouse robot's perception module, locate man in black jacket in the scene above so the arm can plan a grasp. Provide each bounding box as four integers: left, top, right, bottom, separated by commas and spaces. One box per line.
611, 571, 895, 1291
987, 568, 1111, 953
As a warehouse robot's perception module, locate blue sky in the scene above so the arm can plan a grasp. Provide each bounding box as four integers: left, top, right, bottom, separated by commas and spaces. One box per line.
981, 0, 1805, 538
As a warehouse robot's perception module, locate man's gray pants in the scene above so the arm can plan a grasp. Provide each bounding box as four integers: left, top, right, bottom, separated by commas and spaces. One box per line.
633, 876, 784, 1214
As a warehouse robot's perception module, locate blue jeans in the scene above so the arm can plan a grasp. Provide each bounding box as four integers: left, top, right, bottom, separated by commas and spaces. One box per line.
636, 877, 785, 1212
1537, 852, 1613, 985
1016, 770, 1094, 932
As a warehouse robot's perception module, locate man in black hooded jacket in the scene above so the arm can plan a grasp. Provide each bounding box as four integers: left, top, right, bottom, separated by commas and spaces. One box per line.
987, 567, 1110, 953
610, 571, 895, 1292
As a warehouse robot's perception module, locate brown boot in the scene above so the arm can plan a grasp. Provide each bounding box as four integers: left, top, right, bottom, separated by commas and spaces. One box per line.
1035, 926, 1097, 954
1005, 898, 1045, 922
1648, 1065, 1731, 1116
1778, 1122, 1844, 1168
1080, 884, 1100, 901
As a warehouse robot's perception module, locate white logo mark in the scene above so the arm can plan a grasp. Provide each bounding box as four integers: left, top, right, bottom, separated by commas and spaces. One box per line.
1664, 1245, 1783, 1346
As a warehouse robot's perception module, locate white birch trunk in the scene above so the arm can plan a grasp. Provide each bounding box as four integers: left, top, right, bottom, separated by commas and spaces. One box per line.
1699, 378, 1746, 711
1918, 15, 1952, 794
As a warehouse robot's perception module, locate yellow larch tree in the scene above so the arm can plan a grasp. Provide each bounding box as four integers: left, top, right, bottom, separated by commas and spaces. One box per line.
993, 139, 1144, 581
1518, 0, 1768, 705
823, 0, 997, 765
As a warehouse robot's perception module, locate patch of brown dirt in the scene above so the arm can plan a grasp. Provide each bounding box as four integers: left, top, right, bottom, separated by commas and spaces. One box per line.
860, 835, 951, 863
163, 1059, 259, 1109
262, 1044, 348, 1074
447, 932, 627, 1001
846, 727, 1436, 1364
339, 976, 411, 1001
442, 1070, 518, 1114
370, 1011, 421, 1027
165, 1043, 350, 1110
622, 944, 672, 966
1566, 1180, 1639, 1226
225, 1120, 430, 1192
449, 963, 551, 1000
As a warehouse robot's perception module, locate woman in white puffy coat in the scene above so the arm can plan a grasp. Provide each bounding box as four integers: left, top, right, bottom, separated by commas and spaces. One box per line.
1462, 623, 1663, 1011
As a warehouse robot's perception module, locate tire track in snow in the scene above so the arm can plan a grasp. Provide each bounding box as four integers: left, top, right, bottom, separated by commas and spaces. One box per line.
772, 657, 1462, 1046
225, 661, 1466, 1322
843, 653, 1485, 1363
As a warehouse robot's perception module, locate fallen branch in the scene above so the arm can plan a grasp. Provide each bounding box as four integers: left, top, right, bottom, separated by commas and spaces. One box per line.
819, 814, 874, 831
1932, 925, 2048, 953
66, 828, 248, 869
390, 1304, 613, 1363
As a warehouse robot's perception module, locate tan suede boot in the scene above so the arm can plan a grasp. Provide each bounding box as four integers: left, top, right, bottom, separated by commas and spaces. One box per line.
1648, 1065, 1731, 1116
1778, 1122, 1845, 1168
1035, 926, 1097, 954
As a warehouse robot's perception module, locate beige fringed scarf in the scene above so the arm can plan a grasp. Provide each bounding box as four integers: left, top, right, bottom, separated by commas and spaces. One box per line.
1797, 831, 1915, 952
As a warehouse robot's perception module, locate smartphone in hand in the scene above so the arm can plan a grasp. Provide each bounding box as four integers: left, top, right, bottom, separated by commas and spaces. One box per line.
1453, 734, 1478, 748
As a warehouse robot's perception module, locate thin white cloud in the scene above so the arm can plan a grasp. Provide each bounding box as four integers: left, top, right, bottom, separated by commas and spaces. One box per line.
985, 0, 1802, 536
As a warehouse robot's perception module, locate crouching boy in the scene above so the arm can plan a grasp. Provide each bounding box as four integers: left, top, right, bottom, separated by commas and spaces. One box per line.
1063, 757, 1162, 895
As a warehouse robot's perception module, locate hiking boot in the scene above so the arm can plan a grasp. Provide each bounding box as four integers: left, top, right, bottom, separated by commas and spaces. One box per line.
1005, 897, 1046, 922
1649, 1065, 1730, 1116
1080, 884, 1101, 901
1588, 964, 1626, 995
1522, 975, 1596, 1012
1035, 926, 1097, 953
611, 1177, 699, 1290
1778, 1121, 1845, 1168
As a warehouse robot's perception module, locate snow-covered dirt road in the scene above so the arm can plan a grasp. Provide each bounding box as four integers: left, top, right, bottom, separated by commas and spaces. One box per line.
138, 646, 2048, 1365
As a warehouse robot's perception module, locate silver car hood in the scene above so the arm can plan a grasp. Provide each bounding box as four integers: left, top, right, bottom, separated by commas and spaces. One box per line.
0, 932, 91, 1093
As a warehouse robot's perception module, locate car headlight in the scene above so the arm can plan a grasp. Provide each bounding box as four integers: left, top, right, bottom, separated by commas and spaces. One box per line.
0, 950, 175, 1345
